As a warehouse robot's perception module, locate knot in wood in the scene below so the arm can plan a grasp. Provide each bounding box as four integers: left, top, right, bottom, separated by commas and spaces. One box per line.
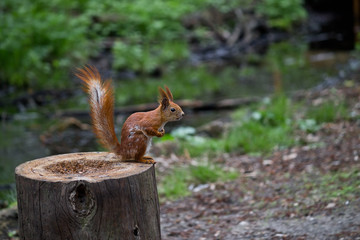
133, 225, 140, 236
69, 182, 95, 217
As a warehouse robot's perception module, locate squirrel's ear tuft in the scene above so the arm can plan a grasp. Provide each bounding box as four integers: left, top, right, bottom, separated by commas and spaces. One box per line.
165, 85, 174, 101
158, 87, 170, 110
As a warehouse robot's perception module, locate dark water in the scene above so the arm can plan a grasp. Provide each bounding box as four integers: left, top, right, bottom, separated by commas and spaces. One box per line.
1, 118, 50, 184
0, 41, 357, 190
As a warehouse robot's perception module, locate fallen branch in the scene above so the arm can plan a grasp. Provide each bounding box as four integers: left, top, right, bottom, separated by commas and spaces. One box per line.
57, 96, 260, 119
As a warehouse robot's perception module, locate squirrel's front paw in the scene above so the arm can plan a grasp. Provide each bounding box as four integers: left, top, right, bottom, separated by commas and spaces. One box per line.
158, 129, 165, 137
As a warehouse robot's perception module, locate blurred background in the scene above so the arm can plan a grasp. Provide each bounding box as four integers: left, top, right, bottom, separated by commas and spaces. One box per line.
1, 0, 360, 225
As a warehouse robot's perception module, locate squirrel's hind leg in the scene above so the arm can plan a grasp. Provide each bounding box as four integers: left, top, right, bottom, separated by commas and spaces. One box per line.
138, 156, 156, 164
134, 144, 156, 164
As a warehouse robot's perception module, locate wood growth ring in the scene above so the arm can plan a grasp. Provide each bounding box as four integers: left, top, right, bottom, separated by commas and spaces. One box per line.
45, 159, 114, 175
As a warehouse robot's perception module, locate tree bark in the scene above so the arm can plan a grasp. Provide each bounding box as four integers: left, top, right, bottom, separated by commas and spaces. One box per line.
15, 152, 161, 240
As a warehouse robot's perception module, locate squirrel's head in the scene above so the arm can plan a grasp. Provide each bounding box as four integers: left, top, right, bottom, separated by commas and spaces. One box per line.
158, 86, 184, 122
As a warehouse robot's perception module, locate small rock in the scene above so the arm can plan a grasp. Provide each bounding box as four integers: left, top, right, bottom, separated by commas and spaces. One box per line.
262, 159, 273, 166
325, 202, 336, 209
245, 170, 259, 178
275, 233, 286, 237
283, 153, 297, 161
306, 134, 320, 143
307, 216, 315, 221
239, 221, 249, 226
305, 164, 314, 173
192, 184, 209, 193
331, 161, 341, 166
313, 98, 324, 106
197, 120, 229, 138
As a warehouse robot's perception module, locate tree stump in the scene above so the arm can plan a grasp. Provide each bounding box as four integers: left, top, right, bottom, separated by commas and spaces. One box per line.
15, 152, 161, 240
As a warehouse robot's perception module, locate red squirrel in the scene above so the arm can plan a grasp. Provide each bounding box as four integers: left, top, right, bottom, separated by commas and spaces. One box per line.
76, 66, 184, 164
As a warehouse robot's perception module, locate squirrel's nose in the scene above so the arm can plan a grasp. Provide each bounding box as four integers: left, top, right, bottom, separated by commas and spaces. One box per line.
181, 112, 185, 117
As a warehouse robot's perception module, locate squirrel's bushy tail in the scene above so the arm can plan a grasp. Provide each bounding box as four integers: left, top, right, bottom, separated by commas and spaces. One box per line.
76, 66, 121, 154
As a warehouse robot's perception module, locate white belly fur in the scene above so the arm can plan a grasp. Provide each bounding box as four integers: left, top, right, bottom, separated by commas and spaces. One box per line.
146, 138, 152, 155
139, 124, 166, 156
140, 129, 153, 155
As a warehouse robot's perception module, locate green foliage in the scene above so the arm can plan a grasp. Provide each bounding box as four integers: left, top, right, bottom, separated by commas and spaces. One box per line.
158, 168, 190, 200
166, 96, 296, 157
4, 0, 240, 88
0, 189, 17, 208
190, 164, 238, 184
87, 0, 197, 39
256, 0, 307, 30
165, 96, 296, 156
90, 0, 242, 74
297, 119, 320, 133
1, 0, 309, 91
98, 0, 194, 74
114, 66, 224, 105
113, 41, 189, 73
266, 42, 307, 72
306, 100, 348, 124
224, 96, 294, 154
158, 163, 239, 200
169, 126, 224, 157
251, 96, 292, 126
86, 0, 244, 39
7, 230, 17, 238
0, 0, 94, 88
225, 120, 293, 154
180, 138, 222, 157
163, 94, 351, 158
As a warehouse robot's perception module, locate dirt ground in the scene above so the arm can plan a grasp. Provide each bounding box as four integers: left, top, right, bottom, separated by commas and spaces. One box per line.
159, 87, 360, 240
160, 120, 360, 239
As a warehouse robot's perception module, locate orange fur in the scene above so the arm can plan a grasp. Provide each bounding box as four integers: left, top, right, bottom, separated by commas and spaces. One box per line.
76, 66, 184, 164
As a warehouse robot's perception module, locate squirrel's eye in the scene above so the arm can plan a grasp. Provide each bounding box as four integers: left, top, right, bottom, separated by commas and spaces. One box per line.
170, 108, 176, 112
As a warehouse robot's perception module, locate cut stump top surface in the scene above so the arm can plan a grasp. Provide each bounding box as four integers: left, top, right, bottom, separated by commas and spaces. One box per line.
15, 152, 153, 182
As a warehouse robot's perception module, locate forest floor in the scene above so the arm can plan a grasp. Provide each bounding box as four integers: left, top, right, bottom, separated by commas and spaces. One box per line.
159, 120, 360, 239
1, 87, 360, 240
158, 86, 360, 239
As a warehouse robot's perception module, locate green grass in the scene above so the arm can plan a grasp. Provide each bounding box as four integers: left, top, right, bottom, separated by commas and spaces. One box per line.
7, 230, 17, 238
158, 168, 190, 200
224, 95, 294, 154
304, 169, 360, 202
224, 121, 293, 154
158, 163, 239, 200
0, 189, 17, 208
179, 137, 223, 158
190, 164, 238, 184
242, 169, 360, 218
167, 96, 296, 157
306, 100, 348, 124
168, 95, 351, 158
